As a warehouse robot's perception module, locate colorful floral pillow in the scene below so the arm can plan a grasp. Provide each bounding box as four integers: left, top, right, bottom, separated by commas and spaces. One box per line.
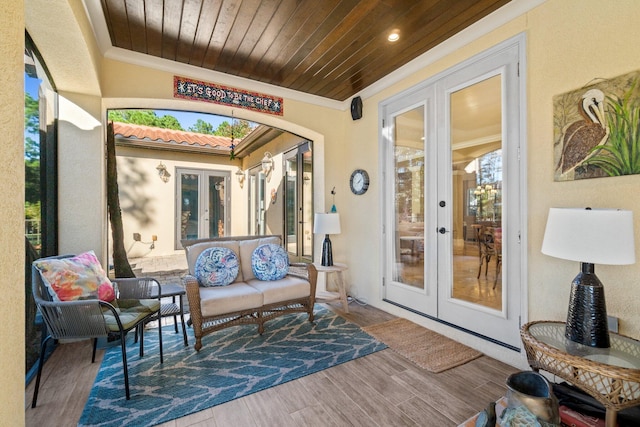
251, 243, 289, 281
194, 247, 239, 287
34, 251, 116, 302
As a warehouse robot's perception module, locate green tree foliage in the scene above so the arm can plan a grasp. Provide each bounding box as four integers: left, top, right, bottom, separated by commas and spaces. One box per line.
25, 93, 40, 160
25, 93, 40, 213
189, 118, 215, 134
107, 109, 184, 130
214, 119, 253, 139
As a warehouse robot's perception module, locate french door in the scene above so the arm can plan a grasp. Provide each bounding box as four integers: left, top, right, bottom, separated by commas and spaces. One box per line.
176, 168, 229, 246
284, 142, 313, 262
248, 165, 267, 236
381, 37, 524, 349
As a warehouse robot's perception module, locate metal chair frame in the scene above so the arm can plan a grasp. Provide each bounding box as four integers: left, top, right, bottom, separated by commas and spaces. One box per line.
30, 255, 163, 408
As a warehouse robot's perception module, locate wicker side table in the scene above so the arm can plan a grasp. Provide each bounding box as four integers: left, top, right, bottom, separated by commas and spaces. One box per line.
521, 321, 640, 427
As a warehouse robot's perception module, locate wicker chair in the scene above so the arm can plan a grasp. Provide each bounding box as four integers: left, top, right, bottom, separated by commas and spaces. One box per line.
30, 255, 164, 407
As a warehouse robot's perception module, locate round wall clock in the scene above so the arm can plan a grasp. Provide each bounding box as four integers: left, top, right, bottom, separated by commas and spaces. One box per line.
350, 169, 370, 195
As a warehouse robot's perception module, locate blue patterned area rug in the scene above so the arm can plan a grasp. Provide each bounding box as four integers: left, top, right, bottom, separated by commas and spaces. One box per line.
78, 306, 386, 427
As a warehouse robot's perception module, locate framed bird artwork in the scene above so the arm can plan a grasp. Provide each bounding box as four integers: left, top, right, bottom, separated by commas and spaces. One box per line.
553, 69, 640, 181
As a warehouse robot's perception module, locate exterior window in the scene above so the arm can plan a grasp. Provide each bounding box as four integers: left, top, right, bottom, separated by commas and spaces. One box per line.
25, 33, 58, 381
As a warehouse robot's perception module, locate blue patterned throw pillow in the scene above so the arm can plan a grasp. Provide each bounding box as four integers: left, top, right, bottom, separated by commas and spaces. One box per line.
194, 247, 239, 287
251, 243, 289, 281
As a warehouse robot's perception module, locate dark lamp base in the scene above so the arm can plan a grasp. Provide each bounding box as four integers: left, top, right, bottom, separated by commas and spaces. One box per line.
321, 235, 333, 266
565, 263, 610, 348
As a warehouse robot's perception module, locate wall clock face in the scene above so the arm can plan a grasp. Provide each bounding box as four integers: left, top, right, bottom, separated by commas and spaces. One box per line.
350, 169, 370, 195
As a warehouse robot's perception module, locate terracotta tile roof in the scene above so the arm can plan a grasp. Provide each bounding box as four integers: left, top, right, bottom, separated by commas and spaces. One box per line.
113, 121, 240, 151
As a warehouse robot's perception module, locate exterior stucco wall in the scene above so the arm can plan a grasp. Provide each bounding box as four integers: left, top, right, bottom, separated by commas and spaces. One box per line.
1, 1, 26, 424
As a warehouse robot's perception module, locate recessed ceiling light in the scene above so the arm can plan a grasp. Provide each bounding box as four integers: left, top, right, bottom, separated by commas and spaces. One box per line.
388, 32, 400, 42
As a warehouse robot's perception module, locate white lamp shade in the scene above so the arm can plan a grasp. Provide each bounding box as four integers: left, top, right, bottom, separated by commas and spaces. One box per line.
313, 213, 341, 235
541, 208, 635, 265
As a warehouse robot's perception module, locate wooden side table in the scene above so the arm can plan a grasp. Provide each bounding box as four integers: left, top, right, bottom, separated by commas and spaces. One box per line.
312, 262, 349, 313
521, 321, 640, 427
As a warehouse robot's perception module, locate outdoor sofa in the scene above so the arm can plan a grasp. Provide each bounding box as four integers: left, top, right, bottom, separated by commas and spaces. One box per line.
181, 235, 317, 351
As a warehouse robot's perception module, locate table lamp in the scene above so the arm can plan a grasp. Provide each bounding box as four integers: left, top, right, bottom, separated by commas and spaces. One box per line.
541, 207, 635, 348
314, 213, 341, 266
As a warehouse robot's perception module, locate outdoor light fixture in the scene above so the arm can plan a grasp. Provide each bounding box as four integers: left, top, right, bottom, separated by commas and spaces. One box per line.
156, 162, 171, 183
313, 213, 341, 266
235, 168, 245, 188
261, 152, 274, 175
541, 207, 635, 348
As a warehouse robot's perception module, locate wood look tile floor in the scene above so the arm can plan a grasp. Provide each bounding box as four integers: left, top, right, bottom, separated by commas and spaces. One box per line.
25, 303, 518, 427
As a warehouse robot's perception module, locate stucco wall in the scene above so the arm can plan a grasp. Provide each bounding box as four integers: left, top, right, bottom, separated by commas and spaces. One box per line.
526, 0, 640, 337
1, 1, 26, 424
115, 147, 249, 257
115, 127, 310, 259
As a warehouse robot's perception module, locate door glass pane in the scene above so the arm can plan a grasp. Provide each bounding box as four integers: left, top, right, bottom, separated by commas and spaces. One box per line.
180, 173, 199, 240
209, 176, 225, 237
450, 75, 503, 310
285, 157, 297, 255
393, 106, 425, 288
249, 168, 266, 235
302, 149, 313, 258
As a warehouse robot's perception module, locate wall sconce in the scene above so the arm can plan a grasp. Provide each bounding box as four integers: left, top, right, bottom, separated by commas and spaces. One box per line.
261, 152, 274, 176
156, 162, 171, 183
235, 168, 245, 188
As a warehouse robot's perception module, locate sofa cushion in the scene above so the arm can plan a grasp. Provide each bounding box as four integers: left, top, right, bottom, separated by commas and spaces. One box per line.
239, 236, 280, 281
251, 243, 289, 281
195, 247, 239, 287
186, 240, 243, 281
246, 276, 310, 305
33, 251, 116, 302
199, 282, 263, 317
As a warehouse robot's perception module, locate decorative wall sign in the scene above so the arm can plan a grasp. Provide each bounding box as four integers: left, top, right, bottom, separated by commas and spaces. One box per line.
553, 70, 640, 181
174, 76, 284, 116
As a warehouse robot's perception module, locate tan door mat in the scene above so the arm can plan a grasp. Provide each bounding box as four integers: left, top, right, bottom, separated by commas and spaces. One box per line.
363, 318, 483, 373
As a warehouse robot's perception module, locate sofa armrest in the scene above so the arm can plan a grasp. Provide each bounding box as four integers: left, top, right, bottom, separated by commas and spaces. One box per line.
182, 274, 203, 338
288, 262, 309, 280
306, 263, 317, 309
289, 263, 317, 306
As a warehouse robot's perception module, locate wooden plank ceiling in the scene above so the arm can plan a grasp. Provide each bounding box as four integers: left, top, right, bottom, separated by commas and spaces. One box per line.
101, 0, 511, 101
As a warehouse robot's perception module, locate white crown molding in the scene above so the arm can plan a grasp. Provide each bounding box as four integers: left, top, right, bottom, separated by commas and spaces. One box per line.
103, 46, 344, 110
83, 0, 544, 111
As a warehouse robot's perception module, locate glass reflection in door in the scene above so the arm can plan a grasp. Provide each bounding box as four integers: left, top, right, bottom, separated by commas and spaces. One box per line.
180, 173, 199, 241
450, 75, 503, 310
209, 175, 226, 237
393, 106, 425, 288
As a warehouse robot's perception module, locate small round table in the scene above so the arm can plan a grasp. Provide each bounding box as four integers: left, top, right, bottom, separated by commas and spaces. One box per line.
521, 321, 640, 427
152, 283, 188, 346
312, 262, 349, 313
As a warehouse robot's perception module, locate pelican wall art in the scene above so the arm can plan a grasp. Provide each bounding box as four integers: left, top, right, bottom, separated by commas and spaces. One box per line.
553, 69, 640, 181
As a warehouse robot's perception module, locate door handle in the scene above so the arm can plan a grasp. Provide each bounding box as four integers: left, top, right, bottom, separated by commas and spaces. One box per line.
438, 227, 449, 234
